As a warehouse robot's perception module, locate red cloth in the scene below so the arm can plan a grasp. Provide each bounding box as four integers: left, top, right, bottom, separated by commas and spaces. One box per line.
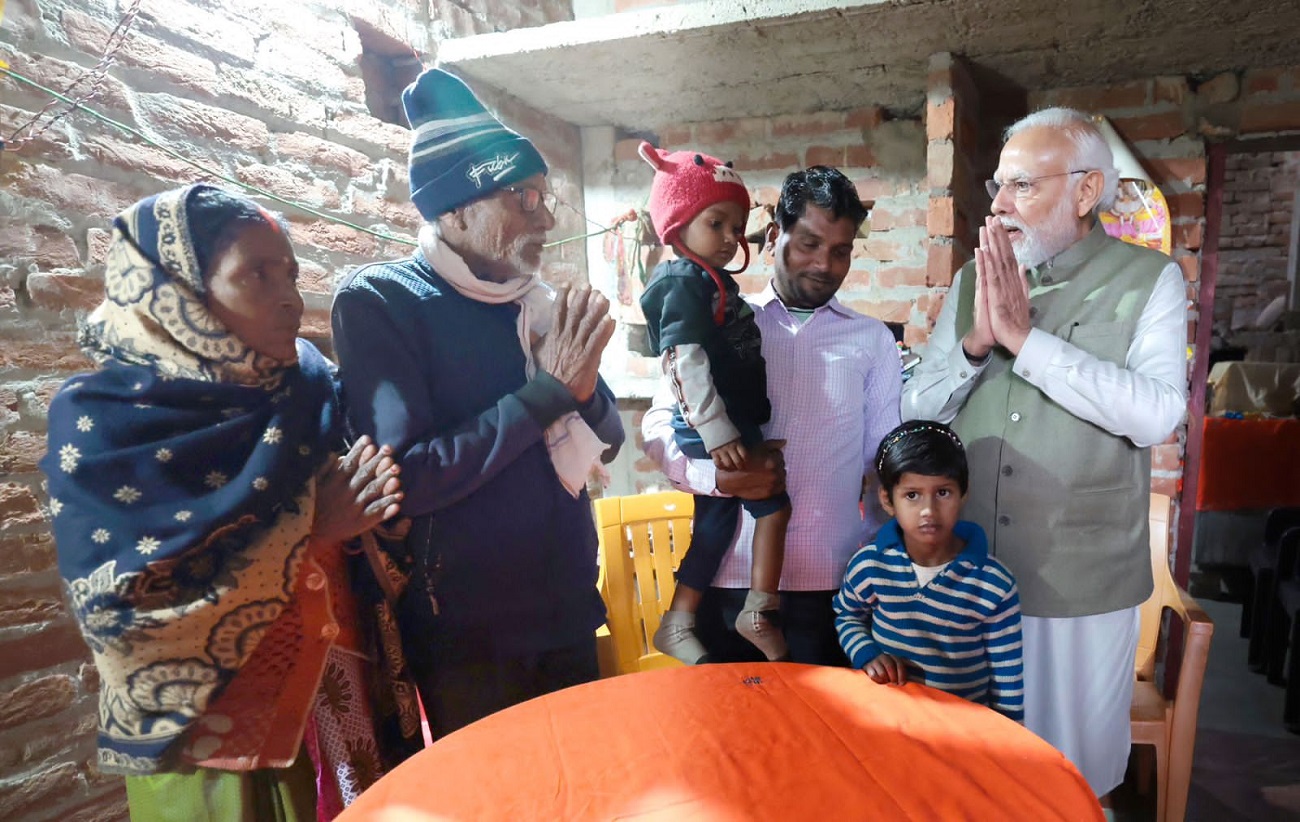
338, 663, 1102, 821
1196, 417, 1300, 511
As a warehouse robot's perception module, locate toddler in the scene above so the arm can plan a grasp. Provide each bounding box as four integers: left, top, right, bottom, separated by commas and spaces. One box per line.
638, 142, 792, 664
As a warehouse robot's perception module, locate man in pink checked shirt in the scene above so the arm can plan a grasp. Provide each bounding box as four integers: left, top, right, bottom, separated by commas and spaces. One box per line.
642, 166, 902, 665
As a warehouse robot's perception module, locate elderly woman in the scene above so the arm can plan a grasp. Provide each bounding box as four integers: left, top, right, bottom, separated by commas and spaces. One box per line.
40, 184, 422, 819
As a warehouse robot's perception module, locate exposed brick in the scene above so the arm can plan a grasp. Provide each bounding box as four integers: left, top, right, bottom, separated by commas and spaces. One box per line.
862, 235, 914, 262
869, 204, 926, 231
0, 483, 42, 529
1176, 253, 1200, 283
903, 323, 931, 348
0, 225, 80, 270
1109, 110, 1188, 142
927, 98, 955, 141
927, 196, 955, 237
4, 53, 134, 116
255, 34, 349, 93
1152, 443, 1183, 473
85, 229, 112, 267
349, 192, 422, 232
0, 533, 56, 577
927, 241, 958, 287
846, 106, 884, 130
1043, 80, 1149, 112
0, 762, 83, 820
1151, 475, 1179, 498
1173, 221, 1204, 251
1196, 72, 1240, 105
1153, 76, 1189, 105
236, 163, 341, 209
62, 9, 219, 96
134, 0, 260, 63
5, 164, 142, 221
655, 124, 692, 147
853, 176, 901, 202
771, 111, 846, 138
27, 274, 105, 314
289, 220, 379, 258
1239, 101, 1300, 134
614, 138, 643, 162
844, 298, 912, 323
0, 334, 91, 373
139, 95, 271, 153
0, 583, 68, 629
0, 103, 75, 164
1146, 157, 1207, 188
218, 66, 323, 124
81, 134, 195, 183
874, 266, 930, 288
328, 112, 410, 158
1243, 68, 1284, 95
805, 145, 845, 167
299, 303, 331, 338
1165, 191, 1205, 222
732, 151, 799, 172
694, 117, 767, 145
0, 698, 97, 773
928, 140, 954, 189
845, 144, 876, 169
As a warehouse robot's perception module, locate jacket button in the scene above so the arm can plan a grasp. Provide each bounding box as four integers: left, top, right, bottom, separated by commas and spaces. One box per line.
1001, 465, 1013, 476
998, 515, 1011, 526
320, 623, 340, 641
1009, 412, 1022, 422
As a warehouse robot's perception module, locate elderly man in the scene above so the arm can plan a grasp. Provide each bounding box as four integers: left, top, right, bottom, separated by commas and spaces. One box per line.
903, 107, 1186, 797
332, 68, 623, 736
643, 166, 902, 665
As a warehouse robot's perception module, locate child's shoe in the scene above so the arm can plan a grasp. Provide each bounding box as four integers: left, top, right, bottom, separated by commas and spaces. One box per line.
736, 589, 789, 661
653, 611, 710, 664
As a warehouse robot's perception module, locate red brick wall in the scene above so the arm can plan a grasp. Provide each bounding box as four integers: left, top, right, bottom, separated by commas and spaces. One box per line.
0, 1, 574, 819
1216, 150, 1300, 330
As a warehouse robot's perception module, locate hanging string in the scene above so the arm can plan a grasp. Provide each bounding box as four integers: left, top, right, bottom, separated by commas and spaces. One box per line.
4, 0, 142, 152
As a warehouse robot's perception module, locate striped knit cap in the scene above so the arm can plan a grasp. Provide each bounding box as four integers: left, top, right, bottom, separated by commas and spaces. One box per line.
402, 68, 548, 220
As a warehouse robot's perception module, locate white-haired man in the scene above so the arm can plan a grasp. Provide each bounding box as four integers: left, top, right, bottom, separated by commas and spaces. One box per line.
903, 107, 1187, 798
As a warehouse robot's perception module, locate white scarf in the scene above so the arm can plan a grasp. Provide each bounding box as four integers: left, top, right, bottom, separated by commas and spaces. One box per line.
419, 226, 607, 498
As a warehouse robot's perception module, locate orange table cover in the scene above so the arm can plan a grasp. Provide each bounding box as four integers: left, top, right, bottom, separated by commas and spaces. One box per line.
1196, 417, 1300, 511
338, 663, 1102, 822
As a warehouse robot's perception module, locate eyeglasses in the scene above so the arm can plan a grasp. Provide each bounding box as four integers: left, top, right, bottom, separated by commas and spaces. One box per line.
503, 185, 558, 214
984, 170, 1091, 200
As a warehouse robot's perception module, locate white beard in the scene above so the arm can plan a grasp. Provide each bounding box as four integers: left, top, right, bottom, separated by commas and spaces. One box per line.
1000, 195, 1081, 269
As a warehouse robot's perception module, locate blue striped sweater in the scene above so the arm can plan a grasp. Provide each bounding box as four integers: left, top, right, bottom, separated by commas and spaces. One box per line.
833, 519, 1024, 721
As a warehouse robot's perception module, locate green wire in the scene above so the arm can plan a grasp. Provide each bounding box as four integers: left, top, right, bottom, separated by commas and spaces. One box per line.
1, 63, 631, 255
1, 64, 419, 247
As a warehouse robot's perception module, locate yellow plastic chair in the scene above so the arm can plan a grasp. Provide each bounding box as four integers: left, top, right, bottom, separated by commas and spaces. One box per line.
595, 491, 694, 675
1131, 493, 1215, 822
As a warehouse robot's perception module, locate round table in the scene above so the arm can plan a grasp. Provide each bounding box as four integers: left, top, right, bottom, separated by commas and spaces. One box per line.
339, 662, 1102, 821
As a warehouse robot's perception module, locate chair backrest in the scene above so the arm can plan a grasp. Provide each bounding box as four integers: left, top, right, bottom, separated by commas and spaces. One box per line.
1136, 493, 1179, 679
596, 492, 693, 674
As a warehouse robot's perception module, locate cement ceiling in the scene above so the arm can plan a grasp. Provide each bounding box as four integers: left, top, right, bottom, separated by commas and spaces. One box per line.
436, 0, 1300, 130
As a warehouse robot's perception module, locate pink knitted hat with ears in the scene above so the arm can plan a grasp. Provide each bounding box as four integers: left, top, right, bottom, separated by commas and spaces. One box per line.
639, 141, 751, 323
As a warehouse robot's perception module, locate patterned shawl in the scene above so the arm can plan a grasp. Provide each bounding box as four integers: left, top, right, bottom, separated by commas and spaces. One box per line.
41, 185, 341, 774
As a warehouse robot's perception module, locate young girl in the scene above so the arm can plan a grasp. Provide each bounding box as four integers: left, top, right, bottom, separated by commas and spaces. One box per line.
41, 184, 422, 819
833, 420, 1024, 720
638, 142, 792, 664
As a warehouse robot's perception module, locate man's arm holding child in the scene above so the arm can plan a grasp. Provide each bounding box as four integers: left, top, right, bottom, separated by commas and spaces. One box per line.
641, 389, 786, 498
